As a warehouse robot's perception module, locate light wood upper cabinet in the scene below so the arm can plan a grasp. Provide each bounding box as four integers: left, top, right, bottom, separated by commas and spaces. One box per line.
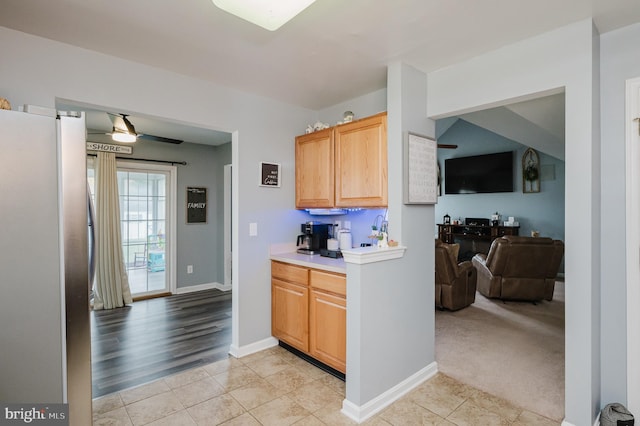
335, 112, 388, 207
295, 128, 334, 208
295, 112, 387, 209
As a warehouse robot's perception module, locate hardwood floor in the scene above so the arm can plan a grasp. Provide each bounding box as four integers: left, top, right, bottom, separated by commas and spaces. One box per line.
90, 289, 232, 398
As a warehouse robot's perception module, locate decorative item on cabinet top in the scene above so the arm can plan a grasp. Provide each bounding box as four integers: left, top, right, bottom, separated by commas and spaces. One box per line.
306, 110, 356, 133
0, 97, 11, 110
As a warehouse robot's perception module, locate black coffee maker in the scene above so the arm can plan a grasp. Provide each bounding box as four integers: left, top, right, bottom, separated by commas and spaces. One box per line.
296, 222, 331, 255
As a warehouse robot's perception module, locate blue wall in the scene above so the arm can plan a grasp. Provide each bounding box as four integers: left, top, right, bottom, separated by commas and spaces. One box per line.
435, 119, 565, 243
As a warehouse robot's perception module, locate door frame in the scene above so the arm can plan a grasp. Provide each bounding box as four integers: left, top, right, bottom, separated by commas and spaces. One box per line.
625, 76, 640, 414
115, 160, 178, 295
224, 164, 232, 287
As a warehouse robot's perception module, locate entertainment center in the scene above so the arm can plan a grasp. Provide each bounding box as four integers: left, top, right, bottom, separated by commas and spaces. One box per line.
438, 219, 519, 261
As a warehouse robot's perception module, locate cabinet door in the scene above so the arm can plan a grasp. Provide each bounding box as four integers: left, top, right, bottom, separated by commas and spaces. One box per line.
272, 278, 309, 352
295, 128, 334, 208
334, 112, 387, 207
309, 289, 346, 373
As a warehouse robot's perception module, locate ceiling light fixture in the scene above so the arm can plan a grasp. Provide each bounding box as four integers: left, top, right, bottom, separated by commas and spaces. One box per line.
212, 0, 316, 31
110, 114, 138, 143
111, 129, 137, 143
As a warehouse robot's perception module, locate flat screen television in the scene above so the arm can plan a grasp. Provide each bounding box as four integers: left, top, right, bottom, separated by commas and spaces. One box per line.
444, 151, 513, 194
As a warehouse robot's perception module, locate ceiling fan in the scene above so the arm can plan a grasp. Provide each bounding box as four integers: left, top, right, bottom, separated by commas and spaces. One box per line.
89, 113, 184, 144
437, 143, 458, 149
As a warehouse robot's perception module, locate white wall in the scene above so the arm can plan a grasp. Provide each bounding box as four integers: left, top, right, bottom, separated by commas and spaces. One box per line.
344, 62, 436, 413
318, 88, 387, 125
600, 22, 640, 409
427, 20, 600, 425
0, 26, 315, 355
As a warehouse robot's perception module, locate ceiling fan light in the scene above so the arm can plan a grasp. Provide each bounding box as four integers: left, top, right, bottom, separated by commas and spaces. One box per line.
212, 0, 316, 31
112, 130, 137, 143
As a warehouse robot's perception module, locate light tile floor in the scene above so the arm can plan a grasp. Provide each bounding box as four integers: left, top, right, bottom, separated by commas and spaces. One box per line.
93, 345, 561, 426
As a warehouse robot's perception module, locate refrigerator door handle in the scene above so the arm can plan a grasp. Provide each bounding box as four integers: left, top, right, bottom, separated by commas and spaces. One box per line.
88, 187, 96, 291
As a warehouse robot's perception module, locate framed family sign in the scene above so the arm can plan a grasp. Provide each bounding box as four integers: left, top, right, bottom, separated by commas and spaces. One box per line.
186, 187, 207, 224
403, 132, 438, 204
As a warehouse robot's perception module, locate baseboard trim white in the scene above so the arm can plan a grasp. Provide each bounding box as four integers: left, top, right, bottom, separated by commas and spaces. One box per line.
341, 362, 438, 423
560, 418, 591, 426
228, 336, 278, 359
175, 282, 230, 294
212, 282, 232, 292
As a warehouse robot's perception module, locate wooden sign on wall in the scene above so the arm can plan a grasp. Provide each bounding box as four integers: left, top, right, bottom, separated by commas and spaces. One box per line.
186, 187, 207, 224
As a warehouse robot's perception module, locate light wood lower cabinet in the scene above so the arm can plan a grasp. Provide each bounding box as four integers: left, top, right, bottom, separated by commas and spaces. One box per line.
309, 288, 346, 372
271, 261, 346, 373
271, 278, 309, 352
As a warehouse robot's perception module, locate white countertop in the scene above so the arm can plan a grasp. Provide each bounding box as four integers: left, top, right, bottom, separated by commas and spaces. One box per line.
270, 252, 347, 274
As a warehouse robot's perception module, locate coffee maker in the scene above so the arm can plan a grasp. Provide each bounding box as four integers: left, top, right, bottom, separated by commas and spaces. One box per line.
296, 222, 331, 255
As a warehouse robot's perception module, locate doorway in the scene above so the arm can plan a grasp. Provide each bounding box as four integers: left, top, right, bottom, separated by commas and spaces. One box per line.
224, 164, 232, 288
433, 93, 566, 421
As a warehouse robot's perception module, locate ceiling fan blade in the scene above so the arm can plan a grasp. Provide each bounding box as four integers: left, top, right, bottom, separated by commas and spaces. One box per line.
437, 144, 458, 149
138, 134, 184, 144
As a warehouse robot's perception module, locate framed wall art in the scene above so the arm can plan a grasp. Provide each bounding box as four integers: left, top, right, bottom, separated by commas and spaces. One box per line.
186, 187, 207, 224
259, 162, 281, 187
404, 132, 438, 204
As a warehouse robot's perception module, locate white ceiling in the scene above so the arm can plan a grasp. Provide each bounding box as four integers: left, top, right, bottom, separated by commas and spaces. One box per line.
2, 0, 637, 146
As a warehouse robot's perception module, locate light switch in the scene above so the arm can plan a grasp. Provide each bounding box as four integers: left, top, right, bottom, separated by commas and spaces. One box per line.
249, 222, 258, 236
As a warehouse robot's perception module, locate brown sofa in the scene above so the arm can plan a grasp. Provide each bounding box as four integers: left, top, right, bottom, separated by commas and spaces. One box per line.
435, 239, 477, 311
471, 236, 564, 302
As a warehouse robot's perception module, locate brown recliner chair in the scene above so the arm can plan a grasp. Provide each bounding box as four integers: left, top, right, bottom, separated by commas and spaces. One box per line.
472, 236, 564, 302
435, 239, 477, 311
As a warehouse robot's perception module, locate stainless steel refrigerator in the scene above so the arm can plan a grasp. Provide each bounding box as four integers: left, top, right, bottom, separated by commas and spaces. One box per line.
0, 106, 92, 425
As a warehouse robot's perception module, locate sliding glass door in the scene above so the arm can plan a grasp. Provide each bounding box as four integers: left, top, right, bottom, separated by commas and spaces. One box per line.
118, 168, 168, 295
88, 160, 176, 298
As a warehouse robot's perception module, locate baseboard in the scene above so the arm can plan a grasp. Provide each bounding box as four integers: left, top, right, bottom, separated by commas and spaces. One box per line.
341, 361, 438, 423
175, 282, 231, 294
228, 336, 278, 359
560, 416, 597, 426
213, 282, 232, 292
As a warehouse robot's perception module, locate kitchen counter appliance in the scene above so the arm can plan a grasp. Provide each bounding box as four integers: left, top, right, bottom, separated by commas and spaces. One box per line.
296, 221, 330, 255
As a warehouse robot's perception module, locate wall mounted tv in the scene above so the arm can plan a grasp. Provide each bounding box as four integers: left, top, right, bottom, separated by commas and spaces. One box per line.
444, 151, 514, 194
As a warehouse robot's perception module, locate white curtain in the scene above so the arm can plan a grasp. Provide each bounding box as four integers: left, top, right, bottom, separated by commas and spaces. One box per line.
92, 152, 132, 310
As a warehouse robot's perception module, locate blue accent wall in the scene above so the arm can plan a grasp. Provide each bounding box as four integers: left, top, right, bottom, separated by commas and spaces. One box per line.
435, 119, 565, 244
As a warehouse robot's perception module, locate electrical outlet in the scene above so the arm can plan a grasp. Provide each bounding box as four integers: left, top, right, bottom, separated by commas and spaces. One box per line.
187, 265, 193, 274
344, 220, 351, 230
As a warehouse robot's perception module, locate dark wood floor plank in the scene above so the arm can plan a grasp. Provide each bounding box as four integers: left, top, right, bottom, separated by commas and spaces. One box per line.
91, 289, 232, 398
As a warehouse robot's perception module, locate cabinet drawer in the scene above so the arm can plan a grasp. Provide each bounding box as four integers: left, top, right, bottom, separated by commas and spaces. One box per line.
310, 269, 346, 296
272, 261, 308, 285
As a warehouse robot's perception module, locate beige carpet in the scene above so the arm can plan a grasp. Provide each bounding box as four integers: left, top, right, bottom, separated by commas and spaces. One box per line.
435, 281, 565, 422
